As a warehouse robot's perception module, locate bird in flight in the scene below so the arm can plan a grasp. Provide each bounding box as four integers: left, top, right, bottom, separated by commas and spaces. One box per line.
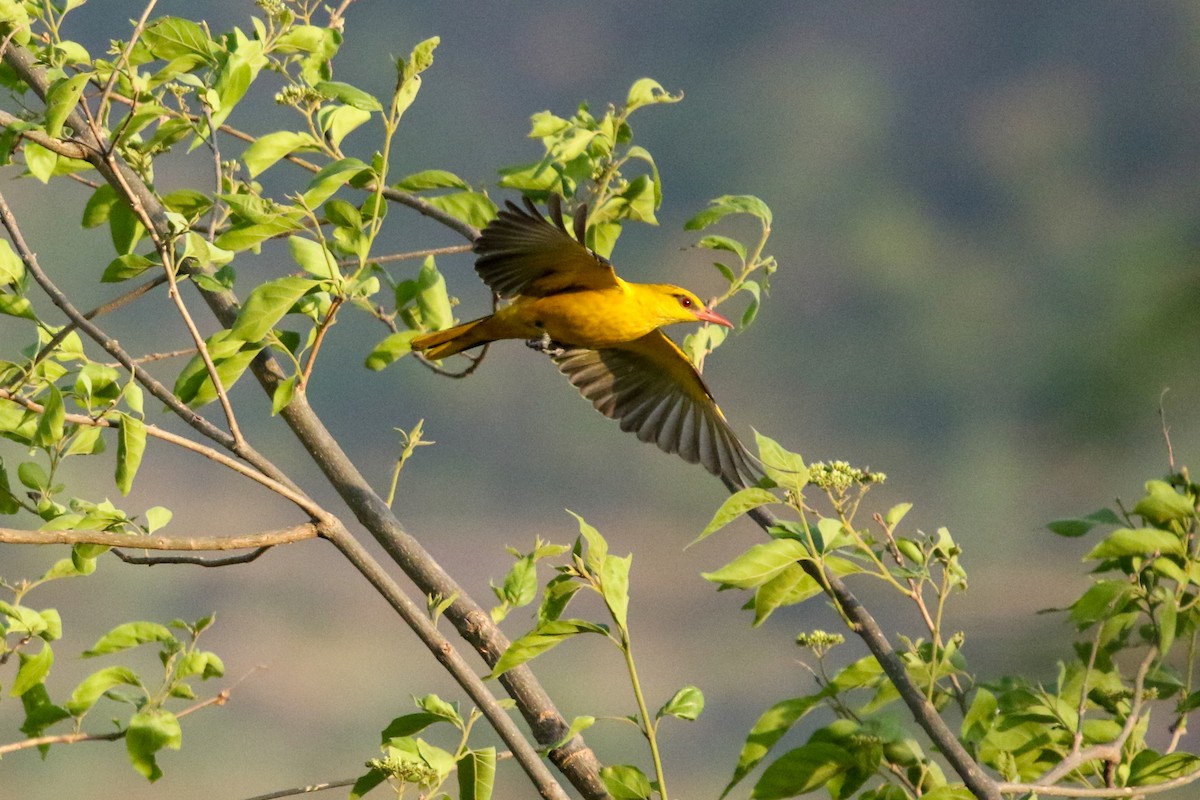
411, 195, 759, 488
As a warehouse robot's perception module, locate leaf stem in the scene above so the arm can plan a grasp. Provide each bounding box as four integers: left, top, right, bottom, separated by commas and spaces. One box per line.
620, 631, 669, 800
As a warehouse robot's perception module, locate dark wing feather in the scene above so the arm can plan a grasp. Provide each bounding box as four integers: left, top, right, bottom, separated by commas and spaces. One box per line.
552, 331, 760, 488
474, 196, 619, 298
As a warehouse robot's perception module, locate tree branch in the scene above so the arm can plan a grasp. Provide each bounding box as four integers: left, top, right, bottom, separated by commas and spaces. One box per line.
1, 39, 604, 799
0, 523, 317, 550
726, 478, 1004, 800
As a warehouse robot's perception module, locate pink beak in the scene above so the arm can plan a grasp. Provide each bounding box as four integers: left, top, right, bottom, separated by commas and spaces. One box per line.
694, 306, 734, 328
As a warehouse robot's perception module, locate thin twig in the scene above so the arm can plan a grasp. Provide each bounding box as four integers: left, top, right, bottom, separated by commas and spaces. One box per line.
102, 348, 194, 367
337, 243, 472, 268
0, 687, 229, 757
0, 389, 321, 516
112, 546, 271, 566
239, 778, 358, 800
3, 273, 170, 393
94, 0, 159, 130
1035, 647, 1158, 786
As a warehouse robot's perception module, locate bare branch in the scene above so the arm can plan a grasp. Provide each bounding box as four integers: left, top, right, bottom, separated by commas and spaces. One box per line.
239, 778, 358, 800
338, 243, 472, 268
998, 766, 1200, 798
0, 523, 317, 551
112, 547, 271, 566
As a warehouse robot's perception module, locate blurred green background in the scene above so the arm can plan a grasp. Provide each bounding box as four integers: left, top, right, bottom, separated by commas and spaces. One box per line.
5, 1, 1200, 797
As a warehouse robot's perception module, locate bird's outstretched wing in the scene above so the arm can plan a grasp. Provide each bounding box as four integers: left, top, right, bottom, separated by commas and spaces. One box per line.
552, 331, 760, 488
474, 195, 620, 297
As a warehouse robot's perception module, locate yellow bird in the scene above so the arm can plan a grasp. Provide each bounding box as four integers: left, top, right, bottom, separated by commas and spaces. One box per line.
411, 195, 759, 488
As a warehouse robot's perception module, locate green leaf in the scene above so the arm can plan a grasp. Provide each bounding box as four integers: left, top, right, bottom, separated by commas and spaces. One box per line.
601, 764, 653, 800
115, 413, 146, 495
751, 741, 855, 799
315, 80, 383, 111
144, 506, 172, 533
417, 693, 464, 728
271, 375, 297, 416
142, 17, 212, 61
754, 430, 808, 493
33, 384, 65, 446
19, 683, 70, 738
496, 555, 538, 608
1133, 480, 1196, 526
752, 564, 822, 625
241, 131, 320, 177
657, 685, 704, 721
301, 157, 369, 209
11, 646, 53, 697
686, 194, 773, 230
44, 72, 92, 138
489, 619, 608, 678
175, 650, 224, 680
65, 665, 141, 715
127, 709, 182, 782
231, 276, 319, 342
84, 621, 175, 657
0, 237, 24, 285
0, 293, 36, 319
702, 538, 807, 589
601, 553, 631, 631
100, 253, 155, 283
380, 712, 442, 740
424, 191, 499, 229
550, 715, 596, 749
458, 747, 496, 800
694, 487, 780, 545
23, 141, 57, 182
365, 330, 420, 370
349, 768, 386, 800
415, 256, 454, 331
625, 78, 683, 112
17, 461, 49, 491
316, 104, 372, 150
1047, 508, 1121, 537
209, 38, 265, 129
108, 198, 145, 255
214, 213, 305, 252
395, 169, 470, 191
402, 36, 440, 79
538, 575, 582, 624
697, 234, 747, 263
918, 787, 974, 800
721, 693, 828, 797
1084, 527, 1185, 560
288, 236, 339, 281
173, 330, 264, 407
569, 509, 608, 574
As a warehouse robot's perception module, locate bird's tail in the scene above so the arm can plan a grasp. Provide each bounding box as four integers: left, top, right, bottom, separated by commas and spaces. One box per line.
411, 316, 495, 359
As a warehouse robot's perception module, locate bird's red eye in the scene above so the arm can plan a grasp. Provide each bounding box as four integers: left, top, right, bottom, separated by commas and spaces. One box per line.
677, 295, 694, 308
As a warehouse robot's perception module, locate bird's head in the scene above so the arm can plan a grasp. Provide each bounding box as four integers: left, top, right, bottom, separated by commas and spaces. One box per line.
643, 284, 734, 328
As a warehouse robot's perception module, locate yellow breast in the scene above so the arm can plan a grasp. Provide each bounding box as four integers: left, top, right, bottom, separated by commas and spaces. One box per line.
498, 287, 661, 348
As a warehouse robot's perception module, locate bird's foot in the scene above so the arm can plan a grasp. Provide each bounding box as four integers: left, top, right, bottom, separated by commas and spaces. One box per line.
525, 333, 567, 357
